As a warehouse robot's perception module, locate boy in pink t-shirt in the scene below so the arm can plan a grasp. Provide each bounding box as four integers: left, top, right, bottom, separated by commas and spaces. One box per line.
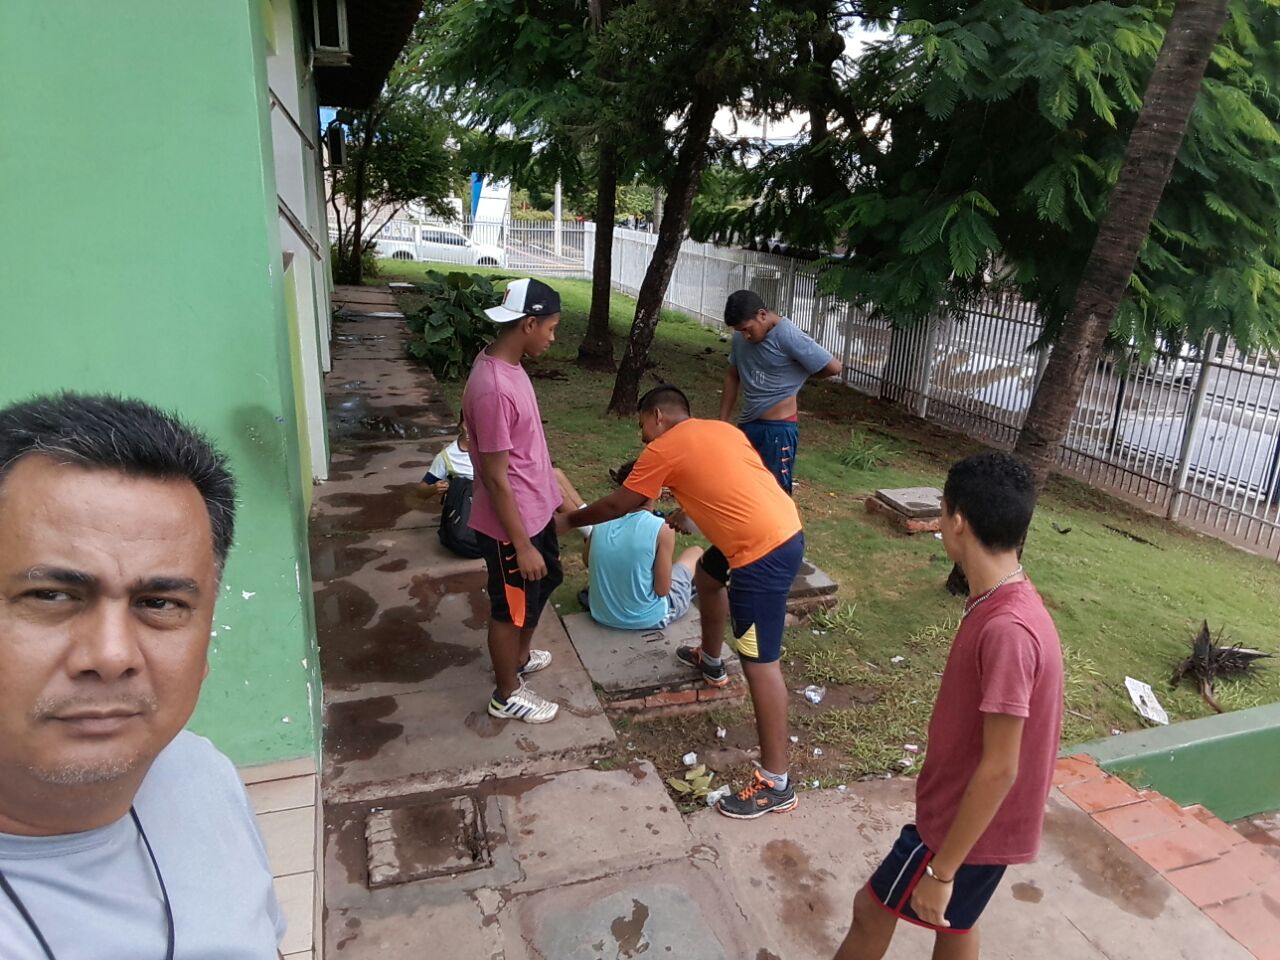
834, 453, 1064, 959
462, 278, 565, 725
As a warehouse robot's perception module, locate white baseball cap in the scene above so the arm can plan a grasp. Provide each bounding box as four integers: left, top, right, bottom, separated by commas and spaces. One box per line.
485, 278, 562, 323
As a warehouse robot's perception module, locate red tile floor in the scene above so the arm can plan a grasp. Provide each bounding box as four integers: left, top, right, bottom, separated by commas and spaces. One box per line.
1055, 754, 1280, 960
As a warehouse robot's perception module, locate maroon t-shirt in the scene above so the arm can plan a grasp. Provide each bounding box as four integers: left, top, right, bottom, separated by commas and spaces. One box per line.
915, 580, 1064, 865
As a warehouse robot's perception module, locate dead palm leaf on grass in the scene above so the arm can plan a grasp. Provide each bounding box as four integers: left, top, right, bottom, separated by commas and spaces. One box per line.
1170, 621, 1271, 713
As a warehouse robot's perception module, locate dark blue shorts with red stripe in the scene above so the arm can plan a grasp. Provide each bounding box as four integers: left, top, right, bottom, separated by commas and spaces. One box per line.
866, 824, 1007, 933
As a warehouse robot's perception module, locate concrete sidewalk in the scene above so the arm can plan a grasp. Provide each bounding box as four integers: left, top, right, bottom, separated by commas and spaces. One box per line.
324, 763, 1251, 959
316, 286, 1263, 959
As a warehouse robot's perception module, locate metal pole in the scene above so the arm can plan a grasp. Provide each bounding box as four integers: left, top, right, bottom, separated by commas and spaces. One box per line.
783, 259, 797, 319
553, 179, 563, 257
1168, 334, 1217, 521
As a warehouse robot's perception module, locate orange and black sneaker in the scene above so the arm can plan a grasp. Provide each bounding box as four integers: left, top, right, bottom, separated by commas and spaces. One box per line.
675, 645, 730, 688
715, 770, 798, 819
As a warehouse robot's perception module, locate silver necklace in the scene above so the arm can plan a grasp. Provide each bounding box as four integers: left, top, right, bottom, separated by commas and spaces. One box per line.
963, 565, 1024, 619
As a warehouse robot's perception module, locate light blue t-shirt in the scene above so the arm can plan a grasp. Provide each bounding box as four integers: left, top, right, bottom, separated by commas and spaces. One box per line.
730, 317, 834, 422
0, 731, 285, 959
589, 511, 668, 630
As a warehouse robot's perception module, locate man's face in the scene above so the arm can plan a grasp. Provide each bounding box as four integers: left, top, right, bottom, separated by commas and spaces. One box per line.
523, 313, 560, 357
0, 456, 217, 788
638, 409, 667, 445
733, 310, 771, 343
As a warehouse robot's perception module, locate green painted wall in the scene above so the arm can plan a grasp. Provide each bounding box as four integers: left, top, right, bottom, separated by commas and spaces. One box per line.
1076, 704, 1280, 822
0, 0, 322, 766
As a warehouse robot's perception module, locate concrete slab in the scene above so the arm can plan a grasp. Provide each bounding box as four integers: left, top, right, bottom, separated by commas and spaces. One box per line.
316, 562, 489, 701
323, 614, 616, 802
563, 610, 740, 697
323, 791, 518, 957
687, 781, 1254, 959
366, 795, 490, 887
312, 525, 481, 591
312, 441, 452, 534
326, 384, 455, 443
790, 559, 838, 600
324, 357, 442, 401
500, 859, 760, 960
875, 486, 943, 518
333, 285, 400, 307
501, 762, 691, 894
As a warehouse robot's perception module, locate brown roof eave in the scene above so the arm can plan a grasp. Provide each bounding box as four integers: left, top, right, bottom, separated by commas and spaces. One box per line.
313, 0, 422, 109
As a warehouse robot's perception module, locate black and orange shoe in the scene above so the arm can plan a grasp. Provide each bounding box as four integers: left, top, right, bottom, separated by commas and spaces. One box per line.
675, 645, 730, 688
715, 770, 798, 819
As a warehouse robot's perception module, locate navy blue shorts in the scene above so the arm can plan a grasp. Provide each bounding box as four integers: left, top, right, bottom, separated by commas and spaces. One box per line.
475, 520, 563, 629
741, 419, 798, 495
698, 532, 804, 664
866, 825, 1007, 933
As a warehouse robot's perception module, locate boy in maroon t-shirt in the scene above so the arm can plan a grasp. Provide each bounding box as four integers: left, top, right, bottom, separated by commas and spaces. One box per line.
834, 452, 1064, 959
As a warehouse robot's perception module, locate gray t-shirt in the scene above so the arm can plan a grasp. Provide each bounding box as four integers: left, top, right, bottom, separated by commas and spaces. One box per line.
0, 731, 284, 959
729, 317, 834, 422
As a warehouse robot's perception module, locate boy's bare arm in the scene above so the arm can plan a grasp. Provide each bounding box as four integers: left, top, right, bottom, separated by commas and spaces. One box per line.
652, 524, 676, 597
910, 713, 1024, 926
719, 366, 740, 421
476, 449, 544, 580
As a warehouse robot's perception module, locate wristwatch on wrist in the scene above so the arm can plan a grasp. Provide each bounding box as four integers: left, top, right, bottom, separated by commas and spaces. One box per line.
925, 864, 954, 884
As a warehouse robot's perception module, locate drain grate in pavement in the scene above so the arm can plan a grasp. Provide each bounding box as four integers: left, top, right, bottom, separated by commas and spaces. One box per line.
365, 795, 492, 887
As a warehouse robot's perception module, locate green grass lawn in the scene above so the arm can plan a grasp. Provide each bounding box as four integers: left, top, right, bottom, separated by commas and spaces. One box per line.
379, 259, 1280, 789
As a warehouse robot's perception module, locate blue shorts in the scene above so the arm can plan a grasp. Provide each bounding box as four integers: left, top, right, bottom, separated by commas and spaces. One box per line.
740, 419, 798, 495
866, 825, 1007, 933
698, 532, 804, 664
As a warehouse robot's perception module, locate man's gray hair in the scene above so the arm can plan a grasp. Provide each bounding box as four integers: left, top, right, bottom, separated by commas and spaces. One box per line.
0, 393, 237, 571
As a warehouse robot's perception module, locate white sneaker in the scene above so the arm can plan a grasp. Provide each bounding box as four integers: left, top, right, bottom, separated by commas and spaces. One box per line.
488, 685, 559, 723
518, 649, 552, 676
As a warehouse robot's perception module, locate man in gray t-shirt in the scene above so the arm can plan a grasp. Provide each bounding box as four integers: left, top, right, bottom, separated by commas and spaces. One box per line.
720, 289, 842, 494
0, 394, 284, 958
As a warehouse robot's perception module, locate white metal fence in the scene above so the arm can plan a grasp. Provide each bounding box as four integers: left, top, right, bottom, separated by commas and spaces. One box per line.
596, 225, 1280, 560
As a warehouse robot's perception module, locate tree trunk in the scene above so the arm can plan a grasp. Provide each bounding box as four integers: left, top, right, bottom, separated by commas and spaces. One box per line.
607, 90, 719, 415
1014, 0, 1229, 491
346, 114, 379, 284
578, 138, 619, 371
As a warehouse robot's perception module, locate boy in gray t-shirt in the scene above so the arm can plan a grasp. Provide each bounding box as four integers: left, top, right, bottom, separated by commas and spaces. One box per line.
719, 289, 842, 494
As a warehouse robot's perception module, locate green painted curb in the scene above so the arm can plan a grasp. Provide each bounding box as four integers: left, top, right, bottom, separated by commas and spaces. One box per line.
1069, 703, 1280, 822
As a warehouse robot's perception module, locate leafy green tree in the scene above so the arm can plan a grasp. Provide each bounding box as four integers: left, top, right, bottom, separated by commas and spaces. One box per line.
603, 0, 858, 412
328, 16, 459, 284
431, 0, 628, 368
1014, 0, 1237, 485
709, 1, 1280, 344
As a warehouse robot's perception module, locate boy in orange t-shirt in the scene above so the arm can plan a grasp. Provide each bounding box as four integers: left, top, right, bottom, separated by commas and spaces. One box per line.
557, 385, 804, 819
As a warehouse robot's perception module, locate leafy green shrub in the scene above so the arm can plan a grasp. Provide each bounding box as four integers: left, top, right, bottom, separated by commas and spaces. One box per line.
405, 271, 500, 380
838, 431, 888, 471
329, 242, 379, 283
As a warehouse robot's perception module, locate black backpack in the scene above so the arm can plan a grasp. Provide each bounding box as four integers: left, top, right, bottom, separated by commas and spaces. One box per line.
439, 476, 483, 558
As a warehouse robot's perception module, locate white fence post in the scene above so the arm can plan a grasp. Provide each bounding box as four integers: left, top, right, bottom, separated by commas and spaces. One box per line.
916, 314, 941, 419
698, 243, 708, 323
553, 180, 563, 257
1167, 334, 1217, 521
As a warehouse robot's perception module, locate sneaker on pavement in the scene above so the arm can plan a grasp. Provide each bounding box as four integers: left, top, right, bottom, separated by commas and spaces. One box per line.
518, 649, 552, 676
488, 685, 559, 723
715, 770, 798, 819
675, 645, 729, 688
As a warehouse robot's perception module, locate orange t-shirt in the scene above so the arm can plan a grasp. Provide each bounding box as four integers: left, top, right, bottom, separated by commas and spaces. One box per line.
624, 418, 802, 569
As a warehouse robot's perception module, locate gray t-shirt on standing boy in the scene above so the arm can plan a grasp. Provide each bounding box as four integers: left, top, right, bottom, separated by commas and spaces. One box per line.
730, 317, 834, 422
0, 731, 285, 959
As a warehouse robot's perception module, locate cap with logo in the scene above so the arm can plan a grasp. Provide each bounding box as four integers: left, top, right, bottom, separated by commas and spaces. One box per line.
484, 278, 562, 324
